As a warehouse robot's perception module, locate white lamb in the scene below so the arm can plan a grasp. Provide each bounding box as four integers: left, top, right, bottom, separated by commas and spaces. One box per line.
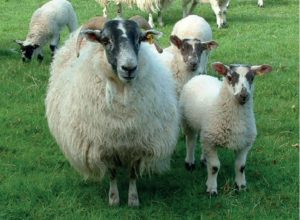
184, 0, 265, 28
45, 18, 180, 207
15, 0, 78, 62
180, 62, 272, 194
157, 15, 218, 96
95, 0, 172, 27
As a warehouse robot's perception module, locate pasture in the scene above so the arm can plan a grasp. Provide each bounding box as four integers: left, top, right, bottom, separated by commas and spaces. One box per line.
0, 0, 298, 219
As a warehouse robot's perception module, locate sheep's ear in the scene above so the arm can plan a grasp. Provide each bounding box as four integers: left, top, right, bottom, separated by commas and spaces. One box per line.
251, 65, 272, 76
15, 40, 24, 46
202, 40, 218, 51
80, 29, 102, 43
212, 62, 229, 76
170, 35, 182, 49
140, 30, 162, 44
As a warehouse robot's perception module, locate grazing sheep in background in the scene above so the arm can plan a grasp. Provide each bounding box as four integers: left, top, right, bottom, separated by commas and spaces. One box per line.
15, 0, 78, 62
46, 18, 180, 207
95, 0, 172, 27
157, 15, 218, 96
180, 62, 272, 194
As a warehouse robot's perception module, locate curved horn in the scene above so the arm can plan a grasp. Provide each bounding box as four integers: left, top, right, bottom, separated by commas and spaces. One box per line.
76, 16, 108, 57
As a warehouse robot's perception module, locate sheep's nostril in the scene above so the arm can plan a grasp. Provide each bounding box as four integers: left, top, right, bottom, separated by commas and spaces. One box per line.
121, 65, 137, 74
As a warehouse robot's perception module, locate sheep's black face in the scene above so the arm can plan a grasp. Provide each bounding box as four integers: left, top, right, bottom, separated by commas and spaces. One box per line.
212, 62, 272, 106
99, 20, 141, 82
15, 40, 39, 62
170, 35, 218, 73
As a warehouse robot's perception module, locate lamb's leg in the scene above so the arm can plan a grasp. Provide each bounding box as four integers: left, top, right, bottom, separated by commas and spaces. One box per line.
103, 4, 108, 18
35, 47, 44, 62
116, 2, 122, 18
258, 0, 264, 7
148, 13, 155, 28
108, 168, 120, 206
210, 1, 223, 28
128, 166, 139, 207
157, 10, 164, 27
234, 147, 250, 190
182, 0, 192, 17
50, 34, 60, 57
188, 0, 198, 15
203, 144, 220, 195
183, 120, 197, 171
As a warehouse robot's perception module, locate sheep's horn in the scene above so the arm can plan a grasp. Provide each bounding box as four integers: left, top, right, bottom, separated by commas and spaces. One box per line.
76, 16, 108, 57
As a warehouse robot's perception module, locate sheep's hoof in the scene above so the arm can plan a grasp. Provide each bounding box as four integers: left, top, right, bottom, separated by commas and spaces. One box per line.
258, 4, 264, 7
128, 194, 139, 207
109, 192, 120, 206
234, 182, 247, 191
185, 162, 196, 171
207, 190, 218, 197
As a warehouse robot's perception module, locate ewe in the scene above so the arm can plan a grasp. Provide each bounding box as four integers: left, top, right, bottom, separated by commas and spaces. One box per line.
180, 62, 272, 194
46, 18, 180, 207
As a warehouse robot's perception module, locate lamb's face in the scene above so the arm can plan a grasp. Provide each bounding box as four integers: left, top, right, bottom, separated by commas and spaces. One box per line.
212, 62, 272, 105
15, 40, 39, 62
81, 19, 161, 83
170, 35, 218, 73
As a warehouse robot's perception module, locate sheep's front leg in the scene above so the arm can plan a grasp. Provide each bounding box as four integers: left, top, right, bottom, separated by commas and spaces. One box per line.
116, 2, 122, 18
258, 0, 264, 7
183, 120, 197, 171
203, 144, 220, 195
128, 166, 139, 207
157, 10, 164, 27
148, 13, 154, 28
50, 34, 60, 57
108, 169, 120, 206
234, 147, 250, 191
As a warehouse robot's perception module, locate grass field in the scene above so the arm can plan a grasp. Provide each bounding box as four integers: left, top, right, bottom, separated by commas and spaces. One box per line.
0, 0, 299, 219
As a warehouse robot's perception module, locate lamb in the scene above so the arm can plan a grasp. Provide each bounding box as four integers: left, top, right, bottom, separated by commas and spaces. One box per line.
157, 15, 218, 96
180, 62, 272, 194
95, 0, 172, 27
15, 0, 78, 62
45, 18, 180, 207
185, 0, 265, 28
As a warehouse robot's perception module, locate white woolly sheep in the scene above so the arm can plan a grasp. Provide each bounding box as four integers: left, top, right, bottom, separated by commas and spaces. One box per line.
15, 0, 78, 62
156, 15, 218, 96
95, 0, 172, 27
46, 18, 180, 207
180, 62, 272, 194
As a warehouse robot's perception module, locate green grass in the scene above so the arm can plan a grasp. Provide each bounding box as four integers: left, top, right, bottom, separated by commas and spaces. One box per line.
0, 0, 298, 219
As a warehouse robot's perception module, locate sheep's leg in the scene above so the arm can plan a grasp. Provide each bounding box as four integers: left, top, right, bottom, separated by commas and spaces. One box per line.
34, 47, 44, 62
157, 10, 164, 27
210, 1, 223, 28
184, 130, 197, 171
128, 165, 139, 207
108, 168, 120, 206
258, 0, 264, 7
188, 0, 198, 16
103, 4, 108, 18
203, 144, 220, 195
182, 0, 192, 17
50, 34, 60, 57
234, 147, 250, 191
148, 13, 155, 28
116, 2, 122, 18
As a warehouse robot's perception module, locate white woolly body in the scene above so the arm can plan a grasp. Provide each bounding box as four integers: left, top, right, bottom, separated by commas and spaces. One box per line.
24, 0, 78, 47
46, 30, 180, 180
159, 15, 213, 96
180, 75, 257, 150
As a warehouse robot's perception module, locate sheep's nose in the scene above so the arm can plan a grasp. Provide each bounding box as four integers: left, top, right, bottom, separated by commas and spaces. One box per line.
121, 65, 137, 75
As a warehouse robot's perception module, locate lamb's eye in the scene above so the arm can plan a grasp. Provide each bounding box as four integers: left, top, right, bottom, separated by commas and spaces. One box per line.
101, 38, 110, 46
227, 75, 232, 81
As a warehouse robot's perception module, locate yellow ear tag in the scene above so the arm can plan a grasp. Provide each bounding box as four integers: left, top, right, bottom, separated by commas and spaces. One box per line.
146, 34, 154, 44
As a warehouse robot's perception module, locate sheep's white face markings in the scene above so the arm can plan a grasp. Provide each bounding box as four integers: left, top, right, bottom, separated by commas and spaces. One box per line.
101, 20, 141, 83
227, 66, 254, 105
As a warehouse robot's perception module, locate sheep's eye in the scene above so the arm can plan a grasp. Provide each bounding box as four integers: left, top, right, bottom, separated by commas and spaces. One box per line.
101, 38, 110, 46
227, 75, 232, 81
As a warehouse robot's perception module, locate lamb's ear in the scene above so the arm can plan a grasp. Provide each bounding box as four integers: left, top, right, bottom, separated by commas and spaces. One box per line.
202, 40, 218, 51
15, 40, 24, 46
251, 65, 272, 76
212, 62, 229, 76
140, 30, 162, 44
80, 29, 102, 43
170, 35, 182, 49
